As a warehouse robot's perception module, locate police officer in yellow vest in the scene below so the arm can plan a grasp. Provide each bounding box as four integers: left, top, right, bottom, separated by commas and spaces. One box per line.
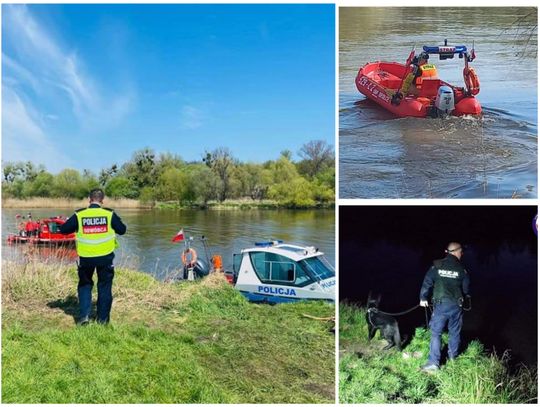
60, 189, 126, 325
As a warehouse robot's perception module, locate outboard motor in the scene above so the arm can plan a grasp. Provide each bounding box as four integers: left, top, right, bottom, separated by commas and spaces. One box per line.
434, 85, 455, 116
193, 258, 211, 279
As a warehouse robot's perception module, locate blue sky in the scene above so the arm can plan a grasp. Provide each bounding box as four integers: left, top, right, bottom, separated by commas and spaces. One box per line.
2, 4, 335, 173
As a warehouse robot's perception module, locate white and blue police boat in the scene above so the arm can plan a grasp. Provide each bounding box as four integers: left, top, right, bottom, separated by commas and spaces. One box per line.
226, 241, 335, 304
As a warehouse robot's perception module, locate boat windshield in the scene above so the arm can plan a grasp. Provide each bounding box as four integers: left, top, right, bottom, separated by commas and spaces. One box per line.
299, 256, 335, 281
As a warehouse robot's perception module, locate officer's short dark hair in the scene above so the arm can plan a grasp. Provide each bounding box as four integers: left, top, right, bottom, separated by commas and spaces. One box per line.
89, 188, 105, 202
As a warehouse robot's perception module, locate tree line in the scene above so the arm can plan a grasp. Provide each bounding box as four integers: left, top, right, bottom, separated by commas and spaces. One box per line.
2, 140, 334, 208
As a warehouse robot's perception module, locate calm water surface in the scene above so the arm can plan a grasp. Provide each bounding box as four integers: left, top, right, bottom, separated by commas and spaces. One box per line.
340, 8, 537, 198
2, 208, 335, 280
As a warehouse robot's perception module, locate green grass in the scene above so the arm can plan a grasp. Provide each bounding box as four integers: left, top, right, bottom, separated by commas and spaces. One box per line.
339, 303, 537, 404
2, 261, 335, 403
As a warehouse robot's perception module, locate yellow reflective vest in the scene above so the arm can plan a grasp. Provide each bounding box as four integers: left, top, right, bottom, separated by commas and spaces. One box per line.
75, 207, 116, 257
415, 64, 438, 85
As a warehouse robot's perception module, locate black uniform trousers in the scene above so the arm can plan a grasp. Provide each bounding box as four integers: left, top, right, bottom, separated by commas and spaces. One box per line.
78, 255, 115, 323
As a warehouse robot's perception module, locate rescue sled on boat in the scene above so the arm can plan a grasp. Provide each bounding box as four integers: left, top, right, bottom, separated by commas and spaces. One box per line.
225, 241, 335, 304
6, 216, 75, 246
355, 40, 482, 118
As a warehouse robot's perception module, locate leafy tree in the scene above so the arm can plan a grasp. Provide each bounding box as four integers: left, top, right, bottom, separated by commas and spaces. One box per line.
233, 163, 270, 200
2, 161, 45, 184
297, 140, 334, 178
82, 170, 100, 194
99, 164, 118, 186
269, 177, 316, 208
265, 155, 317, 207
121, 147, 157, 189
270, 155, 299, 184
3, 180, 24, 198
310, 166, 335, 205
311, 180, 335, 205
3, 162, 21, 183
203, 147, 237, 202
315, 166, 335, 190
280, 149, 293, 161
190, 165, 219, 205
24, 172, 54, 197
51, 169, 86, 198
154, 152, 184, 178
155, 167, 195, 204
105, 176, 138, 199
139, 186, 155, 205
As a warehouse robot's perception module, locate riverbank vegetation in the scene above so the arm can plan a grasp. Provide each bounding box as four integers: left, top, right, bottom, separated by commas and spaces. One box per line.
2, 140, 334, 209
339, 304, 537, 404
2, 259, 335, 403
2, 197, 307, 210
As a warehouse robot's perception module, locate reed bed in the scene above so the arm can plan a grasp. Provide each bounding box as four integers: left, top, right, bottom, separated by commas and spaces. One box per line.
2, 197, 147, 209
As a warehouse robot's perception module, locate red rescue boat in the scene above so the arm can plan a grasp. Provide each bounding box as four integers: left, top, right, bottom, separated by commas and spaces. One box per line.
355, 41, 482, 118
7, 216, 75, 246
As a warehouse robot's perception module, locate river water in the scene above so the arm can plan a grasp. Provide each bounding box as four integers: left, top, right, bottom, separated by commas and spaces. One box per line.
340, 7, 537, 198
2, 208, 335, 280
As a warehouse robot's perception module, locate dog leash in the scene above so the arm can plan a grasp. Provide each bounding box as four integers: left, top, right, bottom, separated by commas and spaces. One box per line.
371, 298, 471, 330
375, 304, 421, 316
371, 304, 431, 328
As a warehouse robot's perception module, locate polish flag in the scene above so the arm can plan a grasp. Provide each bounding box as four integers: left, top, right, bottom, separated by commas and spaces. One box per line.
172, 228, 185, 242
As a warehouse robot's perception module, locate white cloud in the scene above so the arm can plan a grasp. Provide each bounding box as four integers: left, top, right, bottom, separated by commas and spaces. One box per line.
2, 53, 41, 95
4, 5, 88, 116
4, 5, 98, 118
2, 88, 72, 172
2, 4, 136, 170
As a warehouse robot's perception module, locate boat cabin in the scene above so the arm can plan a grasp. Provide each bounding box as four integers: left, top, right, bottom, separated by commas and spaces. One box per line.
231, 241, 335, 303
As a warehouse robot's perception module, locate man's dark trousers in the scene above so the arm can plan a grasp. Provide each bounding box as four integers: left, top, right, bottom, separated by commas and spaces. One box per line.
427, 301, 463, 366
78, 260, 114, 323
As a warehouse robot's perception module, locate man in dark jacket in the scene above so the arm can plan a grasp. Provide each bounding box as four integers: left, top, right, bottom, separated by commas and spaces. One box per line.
60, 189, 126, 325
419, 242, 470, 372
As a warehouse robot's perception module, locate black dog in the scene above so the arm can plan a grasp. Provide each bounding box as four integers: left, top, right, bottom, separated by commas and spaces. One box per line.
366, 292, 404, 350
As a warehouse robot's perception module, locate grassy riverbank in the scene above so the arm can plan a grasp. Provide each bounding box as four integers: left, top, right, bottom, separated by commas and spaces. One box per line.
2, 197, 333, 210
339, 304, 537, 404
2, 260, 335, 403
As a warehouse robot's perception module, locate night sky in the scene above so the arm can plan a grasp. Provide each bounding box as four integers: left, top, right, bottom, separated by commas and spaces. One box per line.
340, 205, 538, 366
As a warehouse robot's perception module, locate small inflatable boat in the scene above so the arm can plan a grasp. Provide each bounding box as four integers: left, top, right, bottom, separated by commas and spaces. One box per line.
355, 41, 482, 118
226, 241, 335, 304
6, 216, 75, 246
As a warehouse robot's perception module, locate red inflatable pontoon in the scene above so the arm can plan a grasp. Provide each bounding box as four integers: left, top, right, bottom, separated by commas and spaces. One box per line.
355, 41, 482, 118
